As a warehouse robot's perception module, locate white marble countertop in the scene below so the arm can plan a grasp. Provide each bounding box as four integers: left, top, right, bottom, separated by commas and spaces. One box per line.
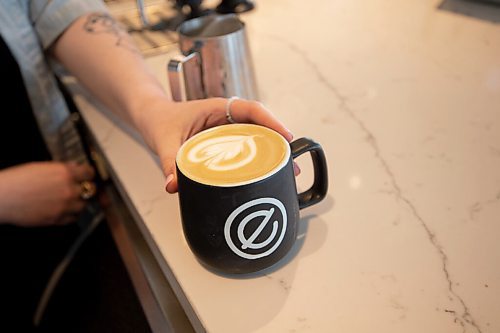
76, 0, 500, 332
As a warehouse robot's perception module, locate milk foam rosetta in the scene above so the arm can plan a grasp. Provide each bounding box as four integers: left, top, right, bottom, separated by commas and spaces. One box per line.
177, 124, 290, 186
187, 135, 258, 171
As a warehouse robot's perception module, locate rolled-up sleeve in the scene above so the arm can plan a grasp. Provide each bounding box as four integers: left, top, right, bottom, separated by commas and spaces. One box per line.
30, 0, 108, 49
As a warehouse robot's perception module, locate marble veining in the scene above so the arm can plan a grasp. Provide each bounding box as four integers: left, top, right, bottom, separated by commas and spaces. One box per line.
140, 194, 165, 218
468, 192, 500, 221
264, 274, 292, 293
99, 126, 115, 149
266, 28, 484, 332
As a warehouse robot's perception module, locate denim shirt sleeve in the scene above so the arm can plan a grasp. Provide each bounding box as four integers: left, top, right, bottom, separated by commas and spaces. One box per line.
30, 0, 108, 50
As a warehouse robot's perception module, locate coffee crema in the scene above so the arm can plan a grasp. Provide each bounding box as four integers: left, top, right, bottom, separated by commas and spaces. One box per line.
176, 124, 290, 186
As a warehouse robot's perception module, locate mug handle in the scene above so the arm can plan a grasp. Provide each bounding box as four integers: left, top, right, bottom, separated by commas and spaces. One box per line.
290, 138, 329, 209
167, 52, 205, 101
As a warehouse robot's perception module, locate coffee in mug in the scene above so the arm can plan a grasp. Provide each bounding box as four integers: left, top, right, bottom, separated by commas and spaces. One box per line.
176, 124, 328, 274
176, 124, 288, 186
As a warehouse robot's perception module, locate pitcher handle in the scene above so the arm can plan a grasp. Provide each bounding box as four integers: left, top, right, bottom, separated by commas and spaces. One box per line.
167, 52, 204, 101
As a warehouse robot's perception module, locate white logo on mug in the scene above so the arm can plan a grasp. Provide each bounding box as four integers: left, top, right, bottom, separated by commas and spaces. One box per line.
224, 198, 287, 259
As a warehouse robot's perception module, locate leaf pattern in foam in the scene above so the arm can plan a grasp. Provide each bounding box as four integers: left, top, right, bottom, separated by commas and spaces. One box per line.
187, 135, 258, 171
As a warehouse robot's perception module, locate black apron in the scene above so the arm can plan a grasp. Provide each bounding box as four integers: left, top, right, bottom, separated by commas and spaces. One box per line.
0, 34, 82, 331
0, 34, 149, 333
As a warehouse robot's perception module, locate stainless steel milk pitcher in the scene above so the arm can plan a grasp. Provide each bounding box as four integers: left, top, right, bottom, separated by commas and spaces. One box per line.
168, 14, 258, 101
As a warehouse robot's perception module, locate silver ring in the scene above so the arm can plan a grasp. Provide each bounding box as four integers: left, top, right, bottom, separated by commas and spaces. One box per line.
80, 180, 97, 200
225, 96, 239, 124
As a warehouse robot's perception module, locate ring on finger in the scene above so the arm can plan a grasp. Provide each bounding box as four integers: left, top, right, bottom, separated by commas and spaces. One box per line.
80, 180, 97, 200
225, 96, 239, 124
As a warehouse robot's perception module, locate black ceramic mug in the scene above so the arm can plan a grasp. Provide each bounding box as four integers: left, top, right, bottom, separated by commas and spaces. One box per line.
176, 124, 328, 274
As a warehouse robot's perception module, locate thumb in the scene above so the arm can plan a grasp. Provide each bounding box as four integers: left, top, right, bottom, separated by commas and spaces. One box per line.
161, 155, 178, 194
165, 173, 178, 194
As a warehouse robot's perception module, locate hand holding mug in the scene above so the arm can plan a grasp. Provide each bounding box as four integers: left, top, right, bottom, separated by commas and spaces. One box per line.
135, 97, 293, 193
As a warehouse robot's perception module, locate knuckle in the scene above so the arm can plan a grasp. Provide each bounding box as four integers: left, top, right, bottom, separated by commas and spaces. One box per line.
61, 164, 74, 182
249, 100, 261, 108
212, 97, 226, 106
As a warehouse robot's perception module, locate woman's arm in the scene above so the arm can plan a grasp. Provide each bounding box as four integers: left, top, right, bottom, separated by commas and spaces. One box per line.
51, 11, 293, 193
50, 12, 165, 129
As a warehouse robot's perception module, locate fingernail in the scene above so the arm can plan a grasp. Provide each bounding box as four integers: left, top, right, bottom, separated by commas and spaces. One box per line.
286, 129, 294, 141
293, 163, 301, 175
165, 174, 174, 191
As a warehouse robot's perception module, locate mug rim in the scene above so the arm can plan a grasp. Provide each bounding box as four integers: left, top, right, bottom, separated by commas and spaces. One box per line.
176, 124, 291, 187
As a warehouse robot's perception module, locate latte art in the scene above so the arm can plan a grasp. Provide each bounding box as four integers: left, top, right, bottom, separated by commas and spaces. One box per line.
177, 124, 290, 186
187, 135, 258, 171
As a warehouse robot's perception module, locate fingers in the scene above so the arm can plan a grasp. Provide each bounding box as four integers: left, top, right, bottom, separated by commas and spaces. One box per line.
62, 163, 95, 222
165, 173, 178, 194
161, 156, 178, 193
227, 98, 300, 177
66, 162, 97, 200
70, 183, 89, 209
53, 184, 88, 225
52, 181, 87, 225
293, 162, 301, 176
158, 97, 294, 194
228, 98, 294, 142
66, 162, 95, 182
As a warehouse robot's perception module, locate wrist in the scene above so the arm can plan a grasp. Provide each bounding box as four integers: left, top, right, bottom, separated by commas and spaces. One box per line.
123, 82, 168, 123
127, 92, 178, 152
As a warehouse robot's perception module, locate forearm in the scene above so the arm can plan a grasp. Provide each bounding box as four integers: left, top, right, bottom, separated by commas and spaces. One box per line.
51, 12, 171, 130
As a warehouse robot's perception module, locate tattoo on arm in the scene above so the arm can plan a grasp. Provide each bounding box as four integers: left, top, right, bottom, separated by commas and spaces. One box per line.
83, 13, 139, 53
